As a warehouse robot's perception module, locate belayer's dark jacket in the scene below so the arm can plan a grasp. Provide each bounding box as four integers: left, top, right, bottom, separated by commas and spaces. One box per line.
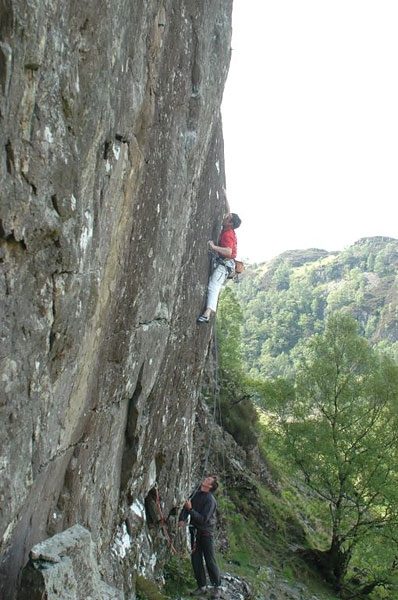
179, 490, 217, 532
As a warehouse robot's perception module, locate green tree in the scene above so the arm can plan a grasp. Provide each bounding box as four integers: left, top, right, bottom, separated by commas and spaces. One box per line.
277, 312, 398, 597
216, 287, 258, 449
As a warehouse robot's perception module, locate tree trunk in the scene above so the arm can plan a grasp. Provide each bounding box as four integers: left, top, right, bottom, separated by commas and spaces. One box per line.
298, 538, 351, 592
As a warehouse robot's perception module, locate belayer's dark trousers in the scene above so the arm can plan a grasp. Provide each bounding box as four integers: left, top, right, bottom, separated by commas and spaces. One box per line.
191, 529, 221, 588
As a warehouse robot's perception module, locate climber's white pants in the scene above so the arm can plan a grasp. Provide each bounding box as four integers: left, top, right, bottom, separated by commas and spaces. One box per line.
206, 262, 230, 312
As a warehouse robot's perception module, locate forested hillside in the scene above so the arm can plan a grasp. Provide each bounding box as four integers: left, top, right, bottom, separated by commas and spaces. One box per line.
234, 237, 398, 379
213, 236, 398, 600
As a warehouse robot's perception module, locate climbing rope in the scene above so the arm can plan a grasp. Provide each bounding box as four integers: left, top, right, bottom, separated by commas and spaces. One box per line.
212, 315, 227, 482
153, 485, 181, 557
194, 247, 229, 493
152, 265, 228, 560
152, 486, 187, 599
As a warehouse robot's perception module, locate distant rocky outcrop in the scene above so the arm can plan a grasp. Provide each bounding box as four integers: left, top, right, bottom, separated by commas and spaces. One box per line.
0, 1, 233, 597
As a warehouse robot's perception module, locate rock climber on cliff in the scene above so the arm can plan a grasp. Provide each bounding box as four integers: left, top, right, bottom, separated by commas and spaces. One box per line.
197, 188, 241, 323
178, 476, 222, 598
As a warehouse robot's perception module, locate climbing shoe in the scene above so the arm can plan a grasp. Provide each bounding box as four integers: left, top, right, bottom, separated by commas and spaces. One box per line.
197, 315, 210, 323
190, 587, 207, 596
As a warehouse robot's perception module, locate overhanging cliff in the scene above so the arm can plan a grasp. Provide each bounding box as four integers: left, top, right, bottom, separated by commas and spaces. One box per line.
0, 0, 233, 596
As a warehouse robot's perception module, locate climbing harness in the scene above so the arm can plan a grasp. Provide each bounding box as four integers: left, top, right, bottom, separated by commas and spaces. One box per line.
209, 249, 245, 282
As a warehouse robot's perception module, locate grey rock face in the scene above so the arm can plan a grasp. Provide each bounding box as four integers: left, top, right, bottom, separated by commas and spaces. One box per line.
18, 525, 123, 599
0, 0, 232, 596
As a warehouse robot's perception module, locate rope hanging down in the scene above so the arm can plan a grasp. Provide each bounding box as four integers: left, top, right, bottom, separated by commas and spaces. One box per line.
153, 485, 181, 557
201, 315, 221, 478
153, 311, 227, 558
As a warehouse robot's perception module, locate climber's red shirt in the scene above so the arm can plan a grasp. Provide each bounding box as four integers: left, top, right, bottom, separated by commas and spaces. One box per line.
218, 228, 237, 259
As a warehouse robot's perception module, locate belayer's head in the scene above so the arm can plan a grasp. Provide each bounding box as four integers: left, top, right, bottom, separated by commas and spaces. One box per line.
201, 475, 219, 493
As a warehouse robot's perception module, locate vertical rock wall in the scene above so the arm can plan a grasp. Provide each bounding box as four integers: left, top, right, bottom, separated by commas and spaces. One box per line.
0, 0, 233, 596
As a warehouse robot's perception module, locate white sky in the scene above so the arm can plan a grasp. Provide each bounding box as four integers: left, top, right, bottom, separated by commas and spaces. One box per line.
221, 0, 398, 264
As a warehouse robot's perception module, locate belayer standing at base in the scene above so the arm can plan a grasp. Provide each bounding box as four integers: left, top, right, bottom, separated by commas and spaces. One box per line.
178, 476, 222, 598
198, 188, 241, 324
